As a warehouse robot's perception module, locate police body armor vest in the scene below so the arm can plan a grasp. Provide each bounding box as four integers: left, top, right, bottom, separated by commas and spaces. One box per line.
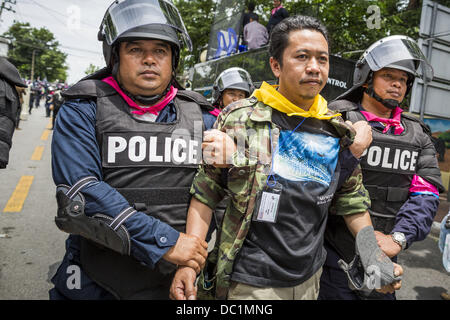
62, 79, 207, 299
326, 99, 441, 262
347, 109, 419, 219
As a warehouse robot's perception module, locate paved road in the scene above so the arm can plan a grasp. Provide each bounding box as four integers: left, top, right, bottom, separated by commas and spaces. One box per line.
397, 233, 449, 300
0, 105, 66, 300
0, 104, 448, 300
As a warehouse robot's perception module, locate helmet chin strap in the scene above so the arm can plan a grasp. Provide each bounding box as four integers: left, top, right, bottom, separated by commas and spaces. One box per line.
364, 77, 399, 110
126, 86, 170, 106
111, 61, 171, 106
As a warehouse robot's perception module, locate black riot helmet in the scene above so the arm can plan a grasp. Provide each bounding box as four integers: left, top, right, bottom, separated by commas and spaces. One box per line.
212, 67, 255, 106
98, 0, 192, 72
335, 35, 434, 109
97, 0, 192, 104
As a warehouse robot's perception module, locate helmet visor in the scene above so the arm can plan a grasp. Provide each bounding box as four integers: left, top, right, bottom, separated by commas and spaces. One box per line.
100, 0, 192, 51
364, 37, 434, 82
216, 68, 253, 93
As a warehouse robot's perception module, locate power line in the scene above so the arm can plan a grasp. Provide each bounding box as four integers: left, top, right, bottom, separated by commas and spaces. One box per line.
5, 36, 102, 57
29, 0, 98, 29
14, 0, 26, 22
60, 44, 101, 55
1, 9, 102, 56
0, 0, 17, 20
1, 1, 103, 56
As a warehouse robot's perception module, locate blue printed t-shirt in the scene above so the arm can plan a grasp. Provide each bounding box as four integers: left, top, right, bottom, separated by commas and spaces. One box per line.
231, 109, 345, 288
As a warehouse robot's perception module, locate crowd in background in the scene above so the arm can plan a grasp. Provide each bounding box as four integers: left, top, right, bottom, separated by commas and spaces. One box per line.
15, 79, 67, 130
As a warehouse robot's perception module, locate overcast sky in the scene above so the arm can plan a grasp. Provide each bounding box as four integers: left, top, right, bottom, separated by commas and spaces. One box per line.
0, 0, 113, 84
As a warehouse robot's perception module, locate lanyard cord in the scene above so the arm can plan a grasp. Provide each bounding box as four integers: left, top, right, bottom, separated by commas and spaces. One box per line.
266, 117, 306, 188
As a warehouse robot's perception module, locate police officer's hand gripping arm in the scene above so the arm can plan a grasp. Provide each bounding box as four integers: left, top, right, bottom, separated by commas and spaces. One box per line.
53, 99, 208, 274
202, 129, 237, 168
373, 127, 444, 258
342, 211, 403, 294
335, 121, 403, 293
170, 158, 405, 299
336, 174, 404, 293
173, 69, 254, 276
202, 67, 255, 169
337, 35, 444, 263
170, 109, 402, 299
170, 123, 236, 300
51, 0, 215, 280
170, 198, 213, 300
163, 233, 208, 274
347, 120, 373, 159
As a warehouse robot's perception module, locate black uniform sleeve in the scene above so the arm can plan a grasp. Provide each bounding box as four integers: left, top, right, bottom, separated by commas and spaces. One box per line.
0, 78, 20, 169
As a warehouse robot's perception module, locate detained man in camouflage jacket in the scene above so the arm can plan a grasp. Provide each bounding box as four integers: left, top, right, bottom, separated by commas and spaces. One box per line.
170, 16, 404, 300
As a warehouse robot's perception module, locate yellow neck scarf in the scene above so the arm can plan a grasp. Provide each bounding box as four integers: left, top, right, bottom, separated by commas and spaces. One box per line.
252, 81, 340, 120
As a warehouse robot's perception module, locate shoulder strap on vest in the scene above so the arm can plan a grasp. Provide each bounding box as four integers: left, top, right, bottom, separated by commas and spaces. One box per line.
222, 96, 259, 116
401, 113, 431, 136
328, 99, 362, 124
0, 57, 26, 88
62, 79, 116, 100
176, 90, 214, 112
81, 67, 112, 82
328, 99, 359, 113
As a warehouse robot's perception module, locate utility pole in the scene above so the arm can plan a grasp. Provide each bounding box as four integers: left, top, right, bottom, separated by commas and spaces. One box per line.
30, 49, 36, 82
22, 48, 34, 122
0, 0, 17, 21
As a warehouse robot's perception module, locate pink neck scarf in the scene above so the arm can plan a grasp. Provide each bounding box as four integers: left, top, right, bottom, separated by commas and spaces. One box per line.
102, 76, 178, 116
271, 5, 283, 15
360, 106, 405, 135
209, 107, 221, 117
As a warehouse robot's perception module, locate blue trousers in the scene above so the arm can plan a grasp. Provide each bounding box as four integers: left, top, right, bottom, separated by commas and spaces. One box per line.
49, 236, 116, 300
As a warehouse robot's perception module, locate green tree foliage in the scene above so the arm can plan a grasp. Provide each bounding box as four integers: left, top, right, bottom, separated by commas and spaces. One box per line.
84, 63, 101, 76
284, 0, 423, 60
3, 22, 68, 82
173, 0, 216, 72
176, 0, 450, 64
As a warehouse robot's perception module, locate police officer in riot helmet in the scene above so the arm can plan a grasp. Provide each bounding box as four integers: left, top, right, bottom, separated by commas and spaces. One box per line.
211, 67, 255, 113
204, 67, 255, 237
0, 57, 27, 169
320, 35, 445, 300
50, 0, 221, 300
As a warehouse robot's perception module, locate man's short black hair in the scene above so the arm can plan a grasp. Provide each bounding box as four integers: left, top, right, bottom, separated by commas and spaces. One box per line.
249, 13, 259, 22
269, 15, 329, 67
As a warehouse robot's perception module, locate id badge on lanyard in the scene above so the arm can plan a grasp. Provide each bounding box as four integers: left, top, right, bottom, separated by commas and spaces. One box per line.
252, 118, 305, 224
253, 181, 283, 224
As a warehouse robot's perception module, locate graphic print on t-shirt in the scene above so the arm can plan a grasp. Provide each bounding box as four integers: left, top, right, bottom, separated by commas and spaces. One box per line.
273, 130, 340, 186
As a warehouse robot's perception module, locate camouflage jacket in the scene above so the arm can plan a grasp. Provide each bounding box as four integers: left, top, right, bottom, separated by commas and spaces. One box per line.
191, 97, 371, 300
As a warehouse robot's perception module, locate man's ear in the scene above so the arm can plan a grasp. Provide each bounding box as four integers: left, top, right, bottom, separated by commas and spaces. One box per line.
270, 57, 281, 79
